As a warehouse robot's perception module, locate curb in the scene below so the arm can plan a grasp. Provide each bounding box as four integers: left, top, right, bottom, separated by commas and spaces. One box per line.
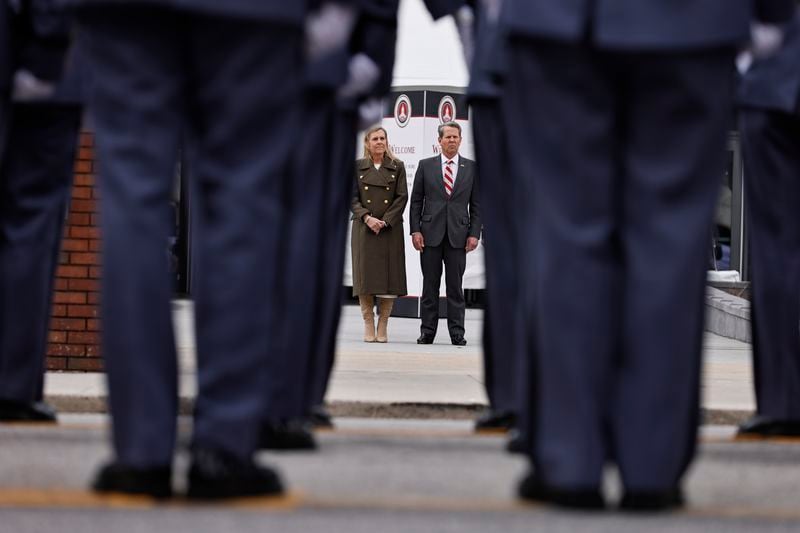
45, 395, 751, 425
705, 286, 751, 343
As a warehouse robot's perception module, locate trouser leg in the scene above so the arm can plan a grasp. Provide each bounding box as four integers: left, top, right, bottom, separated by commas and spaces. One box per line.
186, 15, 303, 458
419, 243, 444, 336
80, 9, 183, 467
741, 109, 800, 421
0, 103, 80, 403
443, 242, 466, 339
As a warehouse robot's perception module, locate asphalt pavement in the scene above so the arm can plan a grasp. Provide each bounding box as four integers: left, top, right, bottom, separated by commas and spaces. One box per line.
2, 416, 800, 532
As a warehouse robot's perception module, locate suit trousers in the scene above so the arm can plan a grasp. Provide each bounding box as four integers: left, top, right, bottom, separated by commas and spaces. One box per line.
420, 239, 466, 338
0, 103, 80, 403
504, 38, 734, 491
472, 99, 524, 416
81, 8, 302, 466
740, 109, 800, 421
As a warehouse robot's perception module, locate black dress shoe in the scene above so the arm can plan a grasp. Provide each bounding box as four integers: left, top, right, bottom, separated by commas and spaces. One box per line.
259, 419, 317, 451
92, 462, 172, 499
619, 488, 684, 512
450, 335, 467, 346
187, 448, 284, 500
416, 333, 435, 344
474, 410, 516, 432
0, 399, 57, 422
518, 471, 605, 510
737, 415, 800, 437
309, 406, 334, 429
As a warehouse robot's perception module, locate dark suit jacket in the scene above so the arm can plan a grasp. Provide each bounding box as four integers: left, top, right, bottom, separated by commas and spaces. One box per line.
501, 0, 795, 49
739, 9, 800, 114
410, 154, 481, 248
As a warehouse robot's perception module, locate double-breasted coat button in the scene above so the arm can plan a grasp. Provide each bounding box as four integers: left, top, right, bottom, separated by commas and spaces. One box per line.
367, 200, 371, 204
386, 187, 390, 190
359, 175, 364, 179
365, 186, 369, 190
384, 199, 388, 204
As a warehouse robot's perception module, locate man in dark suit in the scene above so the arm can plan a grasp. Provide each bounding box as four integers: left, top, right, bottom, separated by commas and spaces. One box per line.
410, 122, 481, 346
737, 4, 800, 438
500, 0, 794, 511
66, 0, 308, 499
0, 0, 84, 423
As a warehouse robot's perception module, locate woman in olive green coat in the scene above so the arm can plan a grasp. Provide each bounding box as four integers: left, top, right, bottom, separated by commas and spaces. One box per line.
351, 126, 408, 342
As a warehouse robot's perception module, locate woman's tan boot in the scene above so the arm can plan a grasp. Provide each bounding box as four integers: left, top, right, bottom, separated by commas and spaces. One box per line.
376, 298, 394, 343
360, 295, 376, 342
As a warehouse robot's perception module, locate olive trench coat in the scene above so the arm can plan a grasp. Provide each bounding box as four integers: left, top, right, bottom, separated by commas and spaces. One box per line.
351, 155, 408, 296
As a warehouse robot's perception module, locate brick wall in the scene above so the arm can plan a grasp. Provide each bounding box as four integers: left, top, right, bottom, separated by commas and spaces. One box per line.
47, 131, 103, 371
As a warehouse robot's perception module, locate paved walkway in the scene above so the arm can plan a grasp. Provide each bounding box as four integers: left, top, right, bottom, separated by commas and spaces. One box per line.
44, 301, 756, 420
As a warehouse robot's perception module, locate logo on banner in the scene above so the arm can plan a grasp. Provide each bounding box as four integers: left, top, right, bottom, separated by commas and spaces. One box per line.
438, 96, 456, 124
394, 94, 412, 128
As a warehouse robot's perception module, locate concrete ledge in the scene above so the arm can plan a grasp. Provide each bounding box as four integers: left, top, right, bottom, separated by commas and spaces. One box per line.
705, 286, 751, 343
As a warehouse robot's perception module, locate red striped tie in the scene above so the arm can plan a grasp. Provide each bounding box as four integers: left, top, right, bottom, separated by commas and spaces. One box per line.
444, 160, 454, 197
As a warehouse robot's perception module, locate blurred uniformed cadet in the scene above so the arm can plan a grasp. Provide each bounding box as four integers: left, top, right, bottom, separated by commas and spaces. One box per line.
0, 0, 84, 422
64, 0, 307, 499
258, 0, 359, 450
500, 0, 795, 511
298, 0, 472, 434
737, 4, 800, 437
464, 0, 523, 436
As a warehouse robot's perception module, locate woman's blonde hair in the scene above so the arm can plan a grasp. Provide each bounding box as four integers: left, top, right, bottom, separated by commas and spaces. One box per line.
362, 125, 400, 162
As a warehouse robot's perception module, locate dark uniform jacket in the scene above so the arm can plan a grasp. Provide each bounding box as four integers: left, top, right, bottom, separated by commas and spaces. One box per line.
739, 9, 800, 114
501, 0, 796, 49
410, 155, 481, 249
58, 0, 305, 24
350, 155, 408, 296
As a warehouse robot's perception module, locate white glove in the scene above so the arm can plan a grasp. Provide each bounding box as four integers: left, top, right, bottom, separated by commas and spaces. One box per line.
357, 98, 383, 132
454, 5, 476, 66
306, 2, 357, 61
337, 53, 381, 101
12, 69, 56, 102
750, 22, 785, 59
736, 50, 753, 75
480, 0, 503, 22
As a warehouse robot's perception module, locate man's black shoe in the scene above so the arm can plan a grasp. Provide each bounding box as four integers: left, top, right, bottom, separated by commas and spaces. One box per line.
737, 415, 800, 437
518, 471, 605, 510
450, 335, 467, 346
474, 410, 515, 433
259, 419, 317, 451
92, 462, 172, 499
417, 333, 435, 344
309, 406, 334, 429
619, 488, 684, 512
0, 399, 57, 423
187, 448, 284, 500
